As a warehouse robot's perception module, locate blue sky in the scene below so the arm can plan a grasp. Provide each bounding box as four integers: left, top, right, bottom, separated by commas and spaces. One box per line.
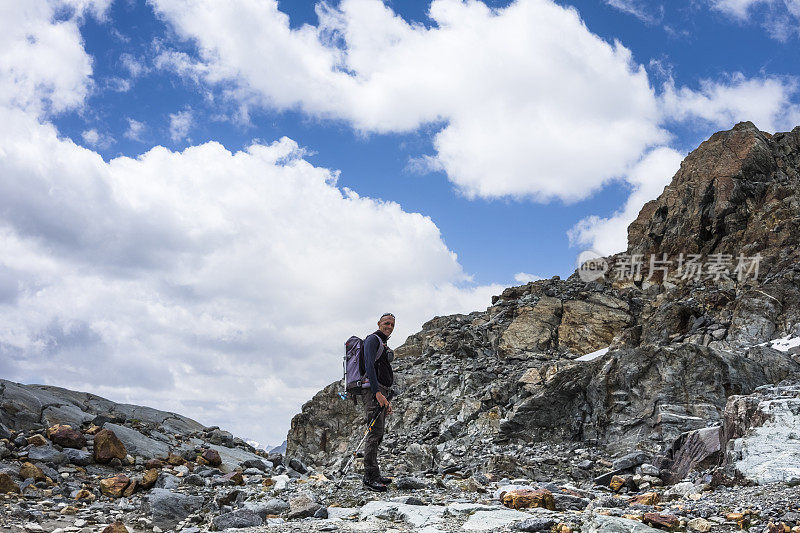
2, 0, 800, 446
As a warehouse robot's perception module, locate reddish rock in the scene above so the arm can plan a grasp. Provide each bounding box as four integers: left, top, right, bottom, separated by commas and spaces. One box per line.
144, 459, 164, 470
101, 521, 129, 533
48, 425, 87, 449
222, 471, 244, 486
200, 448, 222, 467
0, 473, 21, 494
27, 434, 48, 446
19, 462, 47, 482
74, 489, 96, 501
644, 513, 680, 530
140, 468, 159, 490
501, 488, 555, 510
93, 429, 127, 464
629, 492, 660, 506
122, 478, 137, 498
100, 474, 131, 498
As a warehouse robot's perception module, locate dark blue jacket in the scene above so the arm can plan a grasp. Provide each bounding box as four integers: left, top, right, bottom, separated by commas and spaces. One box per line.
363, 330, 394, 394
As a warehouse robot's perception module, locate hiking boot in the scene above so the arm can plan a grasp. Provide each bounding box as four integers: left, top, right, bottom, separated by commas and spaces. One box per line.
363, 477, 387, 492
378, 475, 392, 484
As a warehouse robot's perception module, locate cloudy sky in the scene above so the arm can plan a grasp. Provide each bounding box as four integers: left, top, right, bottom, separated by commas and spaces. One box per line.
1, 0, 799, 446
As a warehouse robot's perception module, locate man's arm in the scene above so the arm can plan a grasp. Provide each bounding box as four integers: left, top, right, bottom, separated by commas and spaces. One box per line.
363, 335, 391, 412
363, 334, 381, 395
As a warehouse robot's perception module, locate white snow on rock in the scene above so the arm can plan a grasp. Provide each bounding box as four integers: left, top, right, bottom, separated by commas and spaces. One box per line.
575, 347, 609, 362
730, 396, 800, 485
757, 334, 800, 352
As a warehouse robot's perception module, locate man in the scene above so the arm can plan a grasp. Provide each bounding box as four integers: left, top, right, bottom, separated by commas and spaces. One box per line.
361, 312, 395, 492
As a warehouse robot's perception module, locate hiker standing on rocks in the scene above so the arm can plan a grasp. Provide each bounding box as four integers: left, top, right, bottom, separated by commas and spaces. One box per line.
361, 312, 395, 492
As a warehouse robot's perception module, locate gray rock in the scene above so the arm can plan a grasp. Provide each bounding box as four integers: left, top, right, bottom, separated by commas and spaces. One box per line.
156, 473, 181, 490
288, 458, 308, 474
103, 423, 170, 460
183, 474, 205, 486
287, 491, 321, 520
395, 476, 427, 490
211, 509, 263, 530
62, 448, 92, 466
554, 493, 590, 511
612, 452, 650, 471
586, 515, 664, 533
513, 518, 557, 532
241, 459, 270, 471
26, 446, 67, 465
145, 488, 204, 530
41, 404, 94, 428
244, 498, 289, 518
462, 509, 533, 531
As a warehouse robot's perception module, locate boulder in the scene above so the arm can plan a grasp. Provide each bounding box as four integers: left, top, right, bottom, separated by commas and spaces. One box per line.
103, 423, 169, 460
244, 498, 289, 518
19, 462, 46, 482
47, 424, 87, 449
211, 509, 263, 530
145, 488, 204, 530
501, 488, 555, 510
63, 448, 93, 466
27, 445, 67, 465
100, 474, 131, 498
0, 472, 21, 494
100, 522, 129, 533
287, 491, 321, 520
93, 429, 127, 463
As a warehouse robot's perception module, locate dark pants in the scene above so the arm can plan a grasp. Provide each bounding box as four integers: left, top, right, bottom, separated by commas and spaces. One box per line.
363, 386, 388, 480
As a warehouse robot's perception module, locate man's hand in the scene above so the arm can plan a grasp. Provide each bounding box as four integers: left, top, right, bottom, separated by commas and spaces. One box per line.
375, 391, 393, 415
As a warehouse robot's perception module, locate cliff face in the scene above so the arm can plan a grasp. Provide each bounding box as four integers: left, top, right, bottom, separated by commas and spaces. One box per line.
627, 122, 800, 275
286, 123, 800, 478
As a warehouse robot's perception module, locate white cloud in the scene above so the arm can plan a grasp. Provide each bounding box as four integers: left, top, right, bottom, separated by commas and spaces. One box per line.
605, 0, 663, 23
514, 272, 543, 283
0, 2, 94, 115
81, 128, 114, 149
150, 0, 668, 202
710, 0, 800, 40
120, 53, 148, 78
125, 118, 146, 141
661, 73, 800, 132
568, 146, 684, 256
169, 109, 193, 142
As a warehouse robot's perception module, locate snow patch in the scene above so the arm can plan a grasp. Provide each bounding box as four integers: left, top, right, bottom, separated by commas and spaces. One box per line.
757, 335, 800, 352
575, 347, 610, 362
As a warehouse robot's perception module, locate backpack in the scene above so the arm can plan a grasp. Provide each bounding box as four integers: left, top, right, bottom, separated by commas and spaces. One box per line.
341, 334, 384, 401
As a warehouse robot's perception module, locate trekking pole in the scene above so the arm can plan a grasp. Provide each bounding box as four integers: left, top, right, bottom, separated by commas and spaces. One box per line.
335, 406, 386, 488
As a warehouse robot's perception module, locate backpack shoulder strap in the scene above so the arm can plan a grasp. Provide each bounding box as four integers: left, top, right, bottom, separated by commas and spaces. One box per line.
365, 333, 386, 360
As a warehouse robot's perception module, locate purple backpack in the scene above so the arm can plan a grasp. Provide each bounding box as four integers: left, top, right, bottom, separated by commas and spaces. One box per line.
341, 334, 384, 401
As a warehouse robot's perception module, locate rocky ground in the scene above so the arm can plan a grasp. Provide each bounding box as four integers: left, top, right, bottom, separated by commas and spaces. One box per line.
2, 381, 800, 533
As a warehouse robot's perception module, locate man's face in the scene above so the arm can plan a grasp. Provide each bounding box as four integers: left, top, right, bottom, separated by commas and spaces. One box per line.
378, 316, 395, 337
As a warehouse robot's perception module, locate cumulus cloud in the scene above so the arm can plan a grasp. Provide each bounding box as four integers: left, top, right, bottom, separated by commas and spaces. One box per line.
661, 73, 800, 132
150, 0, 668, 202
169, 109, 193, 142
0, 2, 94, 115
568, 147, 684, 256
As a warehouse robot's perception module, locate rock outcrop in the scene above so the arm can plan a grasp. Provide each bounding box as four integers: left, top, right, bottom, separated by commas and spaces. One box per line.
288, 122, 800, 479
